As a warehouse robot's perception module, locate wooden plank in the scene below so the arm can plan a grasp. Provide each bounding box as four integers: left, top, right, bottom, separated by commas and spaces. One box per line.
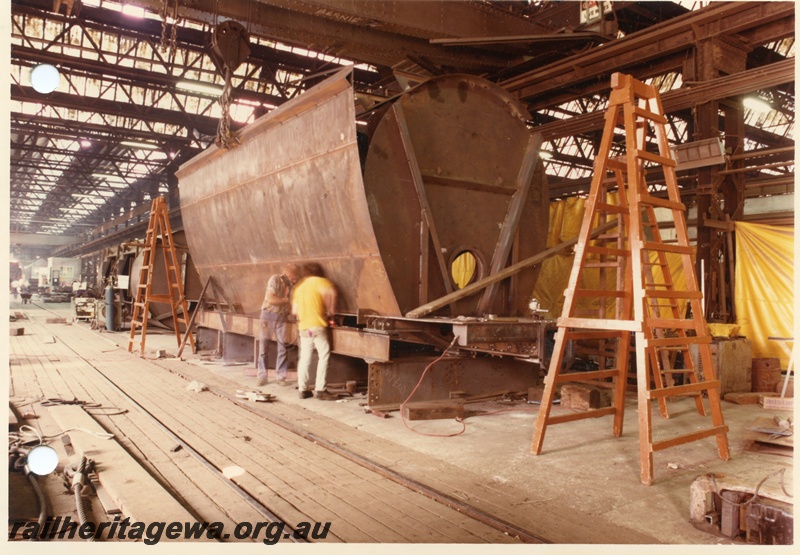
47, 405, 198, 525
120, 368, 503, 542
406, 219, 618, 318
7, 316, 257, 532
477, 132, 542, 314
150, 355, 658, 544
557, 317, 641, 332
31, 310, 507, 543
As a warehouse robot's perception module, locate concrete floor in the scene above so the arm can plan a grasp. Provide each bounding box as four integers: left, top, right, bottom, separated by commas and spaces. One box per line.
8, 299, 795, 546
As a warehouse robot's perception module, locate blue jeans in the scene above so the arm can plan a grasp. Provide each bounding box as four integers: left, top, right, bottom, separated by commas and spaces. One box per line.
258, 310, 290, 380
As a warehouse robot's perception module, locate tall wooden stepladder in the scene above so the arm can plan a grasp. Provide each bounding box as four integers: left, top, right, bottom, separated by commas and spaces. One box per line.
128, 196, 195, 356
530, 73, 729, 485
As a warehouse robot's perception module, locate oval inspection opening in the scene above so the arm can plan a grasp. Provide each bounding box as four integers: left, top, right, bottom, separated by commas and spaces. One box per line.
451, 251, 478, 289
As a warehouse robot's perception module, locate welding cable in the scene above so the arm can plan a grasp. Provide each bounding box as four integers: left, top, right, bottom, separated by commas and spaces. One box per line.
709, 467, 793, 506
16, 425, 114, 442
72, 457, 94, 542
25, 469, 48, 541
399, 337, 467, 437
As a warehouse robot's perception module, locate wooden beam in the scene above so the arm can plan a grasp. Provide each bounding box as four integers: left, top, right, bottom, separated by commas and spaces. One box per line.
406, 220, 619, 318
392, 103, 456, 306
477, 132, 542, 314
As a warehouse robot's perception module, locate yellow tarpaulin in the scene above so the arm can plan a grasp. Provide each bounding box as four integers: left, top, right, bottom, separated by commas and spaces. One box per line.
532, 197, 688, 319
531, 204, 794, 369
734, 222, 794, 368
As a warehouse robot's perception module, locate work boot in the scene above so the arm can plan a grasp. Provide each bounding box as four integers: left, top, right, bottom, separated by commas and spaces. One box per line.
314, 390, 337, 401
256, 377, 268, 387
299, 390, 313, 400
276, 377, 289, 386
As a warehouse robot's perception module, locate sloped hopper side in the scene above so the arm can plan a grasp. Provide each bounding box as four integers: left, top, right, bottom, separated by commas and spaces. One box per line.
363, 74, 549, 317
177, 68, 399, 317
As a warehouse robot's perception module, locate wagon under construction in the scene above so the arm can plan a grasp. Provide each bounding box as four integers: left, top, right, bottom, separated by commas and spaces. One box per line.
176, 67, 553, 407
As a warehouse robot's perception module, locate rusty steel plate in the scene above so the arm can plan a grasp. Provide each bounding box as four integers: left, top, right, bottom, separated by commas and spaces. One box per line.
177, 67, 397, 317
363, 73, 548, 317
178, 68, 547, 320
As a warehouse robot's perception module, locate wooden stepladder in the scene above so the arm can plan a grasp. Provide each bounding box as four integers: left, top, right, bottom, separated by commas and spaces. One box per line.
128, 196, 195, 356
530, 73, 729, 485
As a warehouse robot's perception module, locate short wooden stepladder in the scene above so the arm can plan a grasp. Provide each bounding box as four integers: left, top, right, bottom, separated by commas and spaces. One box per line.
530, 73, 729, 485
128, 196, 195, 356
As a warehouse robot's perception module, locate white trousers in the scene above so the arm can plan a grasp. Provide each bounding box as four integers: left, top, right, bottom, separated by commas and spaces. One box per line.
297, 326, 331, 392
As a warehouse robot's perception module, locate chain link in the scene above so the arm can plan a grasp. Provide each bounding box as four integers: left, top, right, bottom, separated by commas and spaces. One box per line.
159, 0, 179, 57
159, 0, 169, 52
215, 68, 239, 150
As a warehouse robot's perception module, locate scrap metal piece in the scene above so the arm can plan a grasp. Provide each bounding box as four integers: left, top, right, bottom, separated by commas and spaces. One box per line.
235, 390, 273, 403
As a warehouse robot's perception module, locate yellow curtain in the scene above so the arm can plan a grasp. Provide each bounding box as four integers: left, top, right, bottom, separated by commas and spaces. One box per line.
734, 222, 794, 367
533, 196, 689, 319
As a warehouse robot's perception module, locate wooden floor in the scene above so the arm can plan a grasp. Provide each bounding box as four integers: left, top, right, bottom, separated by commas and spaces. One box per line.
8, 302, 536, 544
9, 301, 793, 545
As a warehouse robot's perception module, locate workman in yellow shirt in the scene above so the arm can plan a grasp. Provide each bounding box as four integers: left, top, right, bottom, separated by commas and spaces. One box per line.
291, 262, 338, 400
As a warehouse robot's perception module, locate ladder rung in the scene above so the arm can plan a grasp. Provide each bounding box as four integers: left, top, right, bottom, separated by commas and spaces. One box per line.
558, 317, 641, 332
642, 242, 693, 255
661, 369, 695, 374
650, 425, 729, 453
646, 318, 698, 329
584, 262, 622, 268
648, 335, 711, 347
643, 261, 669, 267
546, 407, 617, 426
632, 105, 667, 124
639, 195, 685, 211
556, 369, 621, 383
595, 202, 627, 215
632, 149, 676, 167
648, 380, 720, 399
644, 290, 703, 299
563, 330, 628, 340
148, 295, 173, 302
134, 302, 146, 308
574, 289, 627, 298
585, 245, 629, 257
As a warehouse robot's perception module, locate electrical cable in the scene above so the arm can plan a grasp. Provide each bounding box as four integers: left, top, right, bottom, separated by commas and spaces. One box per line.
26, 471, 48, 541
710, 467, 793, 507
73, 457, 94, 542
399, 337, 467, 437
399, 338, 542, 437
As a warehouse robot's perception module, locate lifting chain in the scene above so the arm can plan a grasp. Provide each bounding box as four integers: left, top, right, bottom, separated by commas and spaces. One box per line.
159, 0, 180, 56
211, 20, 251, 150
215, 67, 238, 149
